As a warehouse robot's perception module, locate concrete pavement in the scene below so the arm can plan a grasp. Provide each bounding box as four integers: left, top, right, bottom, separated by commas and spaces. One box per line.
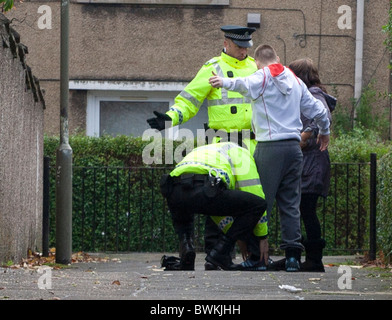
1, 253, 391, 302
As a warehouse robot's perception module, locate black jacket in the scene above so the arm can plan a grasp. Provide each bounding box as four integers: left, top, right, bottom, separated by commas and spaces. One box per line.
300, 87, 335, 197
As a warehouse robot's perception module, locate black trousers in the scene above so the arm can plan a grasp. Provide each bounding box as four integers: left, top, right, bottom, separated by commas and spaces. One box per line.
166, 177, 266, 242
204, 216, 221, 254
300, 193, 322, 240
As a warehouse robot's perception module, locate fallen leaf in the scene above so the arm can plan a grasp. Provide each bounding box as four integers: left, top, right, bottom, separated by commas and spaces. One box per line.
308, 278, 321, 282
112, 280, 121, 285
324, 263, 336, 267
4, 250, 111, 270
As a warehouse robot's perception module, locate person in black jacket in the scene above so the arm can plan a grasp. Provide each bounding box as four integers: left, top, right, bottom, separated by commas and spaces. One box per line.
289, 58, 336, 272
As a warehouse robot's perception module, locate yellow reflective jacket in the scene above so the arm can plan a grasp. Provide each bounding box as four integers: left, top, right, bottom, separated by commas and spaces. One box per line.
170, 142, 267, 238
167, 52, 257, 132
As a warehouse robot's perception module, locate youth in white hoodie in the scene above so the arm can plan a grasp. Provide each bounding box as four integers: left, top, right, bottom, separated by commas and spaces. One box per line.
221, 64, 330, 143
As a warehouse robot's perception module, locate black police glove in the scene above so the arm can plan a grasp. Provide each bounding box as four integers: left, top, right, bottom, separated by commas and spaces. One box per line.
147, 111, 172, 131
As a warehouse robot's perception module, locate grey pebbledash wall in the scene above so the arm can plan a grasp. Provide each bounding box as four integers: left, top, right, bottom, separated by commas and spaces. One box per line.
0, 13, 45, 263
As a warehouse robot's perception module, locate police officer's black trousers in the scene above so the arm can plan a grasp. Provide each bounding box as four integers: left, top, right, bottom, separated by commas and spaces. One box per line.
166, 178, 266, 243
204, 216, 221, 254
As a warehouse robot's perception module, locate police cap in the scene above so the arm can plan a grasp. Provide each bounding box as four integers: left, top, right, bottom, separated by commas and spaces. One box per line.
221, 25, 256, 48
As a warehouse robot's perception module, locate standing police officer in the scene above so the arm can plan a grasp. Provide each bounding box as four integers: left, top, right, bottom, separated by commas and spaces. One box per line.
147, 26, 257, 152
147, 25, 259, 269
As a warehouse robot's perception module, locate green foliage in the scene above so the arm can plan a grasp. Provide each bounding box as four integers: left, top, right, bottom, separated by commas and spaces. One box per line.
329, 85, 354, 135
324, 127, 392, 258
44, 134, 151, 168
44, 133, 392, 255
356, 81, 390, 140
329, 126, 391, 163
70, 166, 177, 252
44, 134, 199, 253
377, 152, 392, 263
331, 100, 353, 135
0, 0, 14, 12
331, 80, 390, 141
321, 163, 370, 253
382, 2, 392, 62
376, 1, 392, 262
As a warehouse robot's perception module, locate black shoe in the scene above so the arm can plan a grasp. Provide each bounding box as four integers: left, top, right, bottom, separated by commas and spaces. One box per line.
206, 235, 238, 270
237, 258, 267, 271
285, 248, 302, 272
180, 250, 196, 270
300, 259, 325, 272
300, 239, 326, 272
179, 234, 195, 270
269, 257, 286, 271
285, 257, 300, 272
204, 261, 221, 271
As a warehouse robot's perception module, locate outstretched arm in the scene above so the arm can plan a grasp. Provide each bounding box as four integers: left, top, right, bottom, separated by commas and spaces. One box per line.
209, 70, 265, 100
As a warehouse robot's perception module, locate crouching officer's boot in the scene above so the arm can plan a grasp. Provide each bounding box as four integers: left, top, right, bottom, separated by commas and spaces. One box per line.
300, 239, 326, 272
205, 235, 239, 270
179, 234, 196, 271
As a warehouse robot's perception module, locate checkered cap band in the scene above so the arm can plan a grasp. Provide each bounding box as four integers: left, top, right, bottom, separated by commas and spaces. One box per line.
224, 32, 251, 41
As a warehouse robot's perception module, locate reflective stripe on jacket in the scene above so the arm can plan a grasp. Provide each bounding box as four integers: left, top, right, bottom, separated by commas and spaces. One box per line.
166, 52, 257, 132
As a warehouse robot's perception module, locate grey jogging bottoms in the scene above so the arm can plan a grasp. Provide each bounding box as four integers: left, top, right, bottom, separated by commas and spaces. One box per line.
254, 140, 304, 251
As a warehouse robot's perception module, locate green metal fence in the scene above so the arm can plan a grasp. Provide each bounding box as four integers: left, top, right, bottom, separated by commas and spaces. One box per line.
43, 159, 376, 255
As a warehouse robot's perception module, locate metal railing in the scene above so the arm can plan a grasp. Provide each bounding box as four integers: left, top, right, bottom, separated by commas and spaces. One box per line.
43, 155, 377, 255
268, 160, 375, 254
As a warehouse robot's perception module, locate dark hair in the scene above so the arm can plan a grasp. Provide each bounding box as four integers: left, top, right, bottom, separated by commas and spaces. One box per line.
289, 58, 327, 93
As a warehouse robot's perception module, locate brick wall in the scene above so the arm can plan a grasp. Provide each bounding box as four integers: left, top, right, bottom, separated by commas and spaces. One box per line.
0, 13, 45, 263
5, 1, 391, 135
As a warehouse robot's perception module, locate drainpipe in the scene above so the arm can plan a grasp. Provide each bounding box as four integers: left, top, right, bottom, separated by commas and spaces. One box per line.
354, 0, 365, 121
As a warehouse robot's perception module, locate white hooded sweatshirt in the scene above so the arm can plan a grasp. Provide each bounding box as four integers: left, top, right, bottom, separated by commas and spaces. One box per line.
222, 64, 330, 142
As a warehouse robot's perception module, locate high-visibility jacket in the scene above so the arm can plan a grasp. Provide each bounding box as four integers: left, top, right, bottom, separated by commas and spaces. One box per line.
166, 52, 258, 152
170, 142, 267, 238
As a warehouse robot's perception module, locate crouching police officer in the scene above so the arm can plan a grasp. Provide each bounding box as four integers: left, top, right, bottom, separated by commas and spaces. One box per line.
160, 142, 268, 271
